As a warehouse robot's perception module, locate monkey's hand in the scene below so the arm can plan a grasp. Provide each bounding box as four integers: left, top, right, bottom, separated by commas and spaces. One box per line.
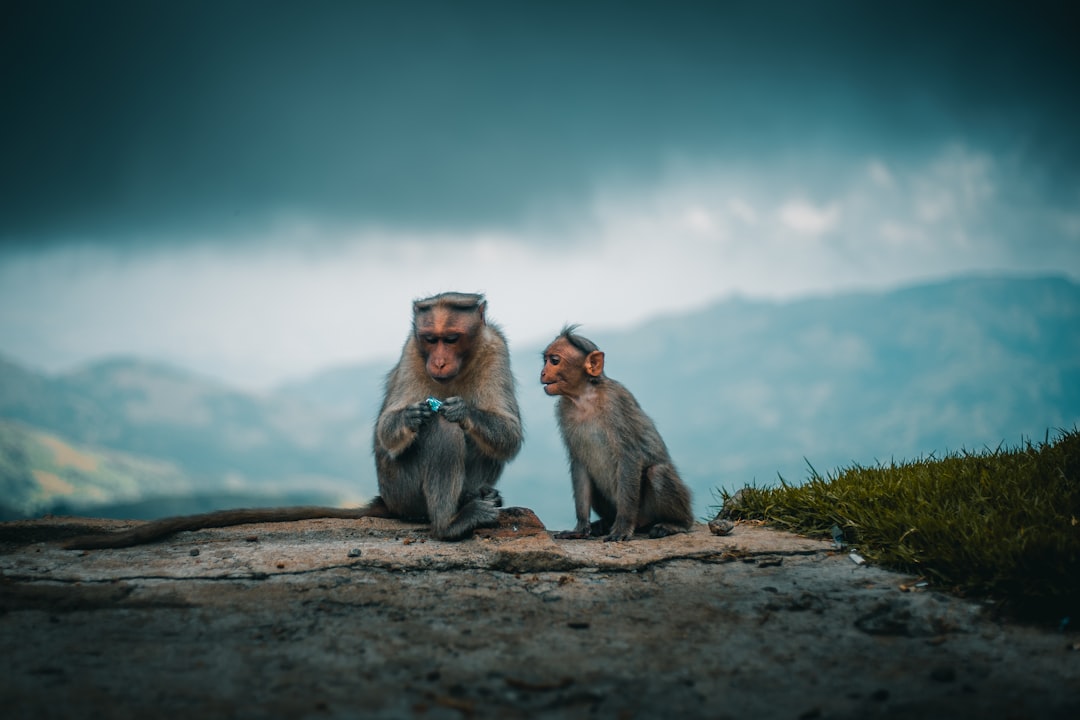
439, 396, 468, 423
403, 401, 434, 430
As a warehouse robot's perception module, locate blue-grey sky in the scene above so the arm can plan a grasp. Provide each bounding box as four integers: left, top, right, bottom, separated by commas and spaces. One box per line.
1, 0, 1077, 388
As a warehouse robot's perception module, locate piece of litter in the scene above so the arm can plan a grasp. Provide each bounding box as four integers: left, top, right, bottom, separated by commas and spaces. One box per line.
830, 525, 845, 549
849, 552, 866, 565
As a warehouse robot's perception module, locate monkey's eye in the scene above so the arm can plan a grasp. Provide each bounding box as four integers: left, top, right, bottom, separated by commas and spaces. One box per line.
443, 335, 459, 344
548, 356, 560, 366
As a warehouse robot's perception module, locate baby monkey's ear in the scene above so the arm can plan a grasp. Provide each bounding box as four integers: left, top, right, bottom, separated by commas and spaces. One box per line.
584, 350, 605, 378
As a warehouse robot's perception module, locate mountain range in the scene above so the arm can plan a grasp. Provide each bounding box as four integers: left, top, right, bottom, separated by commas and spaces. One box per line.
2, 274, 1078, 528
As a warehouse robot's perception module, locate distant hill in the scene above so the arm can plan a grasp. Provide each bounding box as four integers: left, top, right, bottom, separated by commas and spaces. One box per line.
0, 357, 374, 520
2, 274, 1078, 528
0, 417, 357, 521
0, 419, 191, 519
507, 274, 1080, 525
588, 273, 1080, 475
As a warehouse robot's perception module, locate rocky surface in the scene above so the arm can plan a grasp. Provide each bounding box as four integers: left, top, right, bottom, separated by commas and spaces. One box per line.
1, 509, 1077, 719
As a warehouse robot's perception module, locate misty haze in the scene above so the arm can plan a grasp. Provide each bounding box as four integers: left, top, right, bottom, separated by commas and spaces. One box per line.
1, 1, 1078, 529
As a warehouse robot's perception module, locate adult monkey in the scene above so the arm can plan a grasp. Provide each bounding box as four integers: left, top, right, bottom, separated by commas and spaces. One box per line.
64, 292, 522, 549
372, 291, 523, 539
541, 325, 693, 541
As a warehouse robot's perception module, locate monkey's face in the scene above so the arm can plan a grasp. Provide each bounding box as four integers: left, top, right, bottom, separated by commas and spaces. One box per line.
541, 339, 590, 398
416, 309, 478, 383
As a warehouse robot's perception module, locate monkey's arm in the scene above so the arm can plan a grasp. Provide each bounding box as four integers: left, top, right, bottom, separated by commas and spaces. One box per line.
375, 400, 434, 458
606, 452, 643, 542
439, 396, 523, 461
558, 459, 594, 538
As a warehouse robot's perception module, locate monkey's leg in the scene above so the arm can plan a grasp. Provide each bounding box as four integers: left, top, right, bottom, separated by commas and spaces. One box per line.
422, 420, 498, 540
647, 523, 687, 538
437, 495, 500, 540
459, 454, 506, 511
436, 462, 502, 540
375, 454, 429, 521
553, 462, 596, 539
604, 464, 642, 542
639, 464, 693, 538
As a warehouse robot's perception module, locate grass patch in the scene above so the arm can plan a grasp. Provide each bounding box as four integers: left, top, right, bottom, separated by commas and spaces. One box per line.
717, 428, 1080, 624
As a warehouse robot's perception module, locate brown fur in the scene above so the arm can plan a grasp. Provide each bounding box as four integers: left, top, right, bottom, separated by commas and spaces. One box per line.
541, 325, 693, 541
372, 292, 523, 539
64, 505, 391, 550
64, 292, 522, 550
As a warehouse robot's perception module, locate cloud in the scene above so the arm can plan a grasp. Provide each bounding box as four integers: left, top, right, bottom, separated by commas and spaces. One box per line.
0, 142, 1076, 389
778, 200, 842, 236
727, 198, 759, 226
1061, 212, 1080, 240
682, 207, 716, 235
867, 159, 895, 188
913, 146, 995, 224
2, 2, 1077, 249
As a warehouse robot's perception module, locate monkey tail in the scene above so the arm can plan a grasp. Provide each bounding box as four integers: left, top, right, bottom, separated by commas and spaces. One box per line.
63, 499, 393, 550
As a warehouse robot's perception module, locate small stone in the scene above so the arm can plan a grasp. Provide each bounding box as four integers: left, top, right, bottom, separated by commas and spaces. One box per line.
708, 517, 735, 536
189, 548, 200, 557
347, 548, 362, 558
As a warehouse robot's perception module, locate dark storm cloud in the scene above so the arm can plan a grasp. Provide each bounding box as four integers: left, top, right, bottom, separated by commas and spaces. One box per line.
1, 0, 1077, 247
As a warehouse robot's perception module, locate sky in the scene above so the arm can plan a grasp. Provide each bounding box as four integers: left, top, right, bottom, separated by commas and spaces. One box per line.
1, 0, 1078, 390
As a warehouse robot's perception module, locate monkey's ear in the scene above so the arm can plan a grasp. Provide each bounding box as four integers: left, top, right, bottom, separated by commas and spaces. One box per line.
477, 301, 487, 324
584, 350, 605, 377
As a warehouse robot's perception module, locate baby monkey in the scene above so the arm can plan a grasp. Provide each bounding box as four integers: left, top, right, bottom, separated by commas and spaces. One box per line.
541, 325, 693, 541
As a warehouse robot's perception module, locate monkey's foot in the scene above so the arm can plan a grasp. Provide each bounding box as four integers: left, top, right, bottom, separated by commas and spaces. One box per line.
552, 530, 591, 540
649, 523, 691, 539
478, 486, 503, 508
432, 497, 500, 541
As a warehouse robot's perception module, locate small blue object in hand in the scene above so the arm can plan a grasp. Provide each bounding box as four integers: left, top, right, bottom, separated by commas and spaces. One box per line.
426, 397, 444, 413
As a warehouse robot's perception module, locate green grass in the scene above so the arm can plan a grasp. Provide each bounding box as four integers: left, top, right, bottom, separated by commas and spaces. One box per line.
716, 428, 1080, 623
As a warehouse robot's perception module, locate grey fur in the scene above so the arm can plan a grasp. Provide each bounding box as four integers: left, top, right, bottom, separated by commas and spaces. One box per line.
62, 292, 522, 550
544, 327, 693, 541
373, 293, 523, 540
